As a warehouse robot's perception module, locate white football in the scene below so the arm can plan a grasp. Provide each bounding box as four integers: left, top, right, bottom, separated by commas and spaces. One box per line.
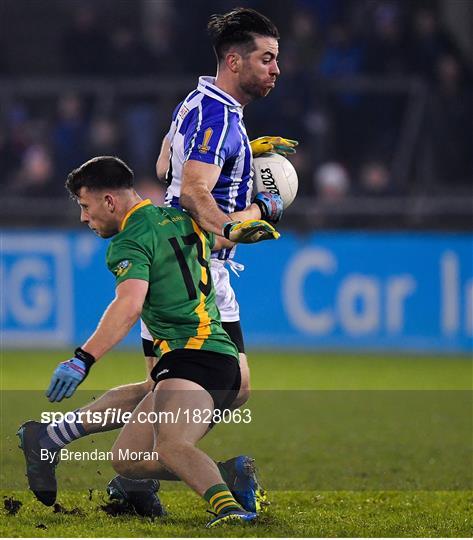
252, 153, 298, 208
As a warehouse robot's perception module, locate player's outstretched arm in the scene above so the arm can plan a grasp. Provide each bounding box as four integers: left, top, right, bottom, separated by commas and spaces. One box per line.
46, 279, 148, 402
250, 136, 298, 157
180, 160, 260, 233
181, 160, 283, 243
181, 160, 240, 234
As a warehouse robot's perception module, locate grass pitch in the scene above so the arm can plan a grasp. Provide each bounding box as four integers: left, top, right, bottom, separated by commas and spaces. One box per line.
1, 350, 472, 537
2, 490, 471, 537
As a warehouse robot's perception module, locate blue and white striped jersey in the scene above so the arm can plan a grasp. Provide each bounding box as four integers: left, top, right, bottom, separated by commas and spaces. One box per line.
164, 76, 253, 260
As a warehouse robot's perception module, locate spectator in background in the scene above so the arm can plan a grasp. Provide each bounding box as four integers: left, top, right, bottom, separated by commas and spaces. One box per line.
314, 162, 350, 201
7, 144, 56, 197
361, 3, 409, 173
87, 116, 122, 157
122, 102, 159, 177
277, 7, 323, 131
319, 22, 364, 82
358, 161, 392, 196
52, 94, 88, 182
0, 105, 30, 185
318, 22, 365, 171
409, 7, 459, 80
62, 5, 107, 74
289, 8, 323, 68
143, 10, 180, 74
2, 105, 57, 197
298, 0, 344, 33
106, 26, 157, 76
426, 55, 473, 188
364, 2, 409, 77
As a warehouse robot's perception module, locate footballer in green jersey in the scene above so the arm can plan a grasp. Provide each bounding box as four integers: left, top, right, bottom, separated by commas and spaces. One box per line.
106, 199, 238, 360
18, 155, 274, 524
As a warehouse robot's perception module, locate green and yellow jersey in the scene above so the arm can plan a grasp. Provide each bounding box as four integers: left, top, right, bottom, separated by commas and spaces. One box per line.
106, 199, 238, 360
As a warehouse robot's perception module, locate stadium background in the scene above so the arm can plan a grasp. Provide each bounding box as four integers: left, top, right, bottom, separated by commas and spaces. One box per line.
0, 1, 472, 536
1, 0, 471, 353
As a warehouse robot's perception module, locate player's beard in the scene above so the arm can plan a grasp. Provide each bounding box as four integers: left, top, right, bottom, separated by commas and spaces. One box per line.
240, 77, 272, 101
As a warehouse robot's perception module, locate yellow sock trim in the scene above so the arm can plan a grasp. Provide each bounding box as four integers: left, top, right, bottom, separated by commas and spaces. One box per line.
215, 500, 239, 514
214, 497, 236, 511
209, 490, 239, 514
209, 491, 231, 507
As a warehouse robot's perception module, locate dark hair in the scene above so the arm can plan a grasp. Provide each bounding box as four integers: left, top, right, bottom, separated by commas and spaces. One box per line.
65, 156, 134, 197
207, 7, 279, 62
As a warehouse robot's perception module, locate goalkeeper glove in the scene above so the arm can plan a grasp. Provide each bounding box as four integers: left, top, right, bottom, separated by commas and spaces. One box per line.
250, 136, 298, 157
223, 219, 280, 244
253, 191, 283, 223
46, 348, 95, 402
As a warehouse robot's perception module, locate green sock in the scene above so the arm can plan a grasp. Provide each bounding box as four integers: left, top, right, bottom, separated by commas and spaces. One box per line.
204, 483, 241, 515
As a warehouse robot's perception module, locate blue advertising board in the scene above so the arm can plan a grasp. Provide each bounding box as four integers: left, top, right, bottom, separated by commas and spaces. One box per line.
1, 231, 472, 353
233, 233, 472, 353
1, 233, 74, 346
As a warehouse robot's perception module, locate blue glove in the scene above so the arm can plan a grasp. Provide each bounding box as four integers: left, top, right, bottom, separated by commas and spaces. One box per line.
253, 192, 284, 223
46, 348, 95, 402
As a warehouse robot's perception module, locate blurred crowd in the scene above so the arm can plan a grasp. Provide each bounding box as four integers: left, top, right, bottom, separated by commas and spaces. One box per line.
0, 0, 471, 205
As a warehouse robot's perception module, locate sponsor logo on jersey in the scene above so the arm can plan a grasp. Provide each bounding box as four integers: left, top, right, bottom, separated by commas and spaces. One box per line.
178, 105, 190, 121
115, 259, 132, 277
198, 127, 213, 154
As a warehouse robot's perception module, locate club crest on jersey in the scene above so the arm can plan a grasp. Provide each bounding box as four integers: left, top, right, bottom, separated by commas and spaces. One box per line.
198, 127, 213, 154
115, 259, 132, 277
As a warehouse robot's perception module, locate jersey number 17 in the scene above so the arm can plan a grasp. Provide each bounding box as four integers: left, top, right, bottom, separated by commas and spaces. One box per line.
168, 233, 212, 300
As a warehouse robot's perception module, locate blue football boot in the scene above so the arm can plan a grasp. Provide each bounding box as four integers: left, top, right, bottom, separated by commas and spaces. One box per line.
217, 455, 269, 513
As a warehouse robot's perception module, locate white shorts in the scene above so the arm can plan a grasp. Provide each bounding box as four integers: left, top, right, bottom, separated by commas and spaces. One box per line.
140, 258, 240, 340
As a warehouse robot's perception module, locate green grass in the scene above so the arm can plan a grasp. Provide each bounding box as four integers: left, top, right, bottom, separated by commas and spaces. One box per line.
1, 349, 471, 390
1, 490, 472, 537
1, 350, 472, 537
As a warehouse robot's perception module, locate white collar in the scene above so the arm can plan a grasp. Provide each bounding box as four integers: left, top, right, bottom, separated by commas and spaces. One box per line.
197, 76, 242, 111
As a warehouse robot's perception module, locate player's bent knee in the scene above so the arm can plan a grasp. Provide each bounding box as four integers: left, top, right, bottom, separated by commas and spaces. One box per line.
231, 388, 250, 409
124, 378, 154, 398
232, 352, 250, 407
232, 377, 250, 408
155, 440, 173, 460
155, 439, 185, 466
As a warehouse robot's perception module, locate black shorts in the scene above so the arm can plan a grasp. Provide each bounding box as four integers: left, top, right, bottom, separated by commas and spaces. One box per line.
142, 320, 245, 356
150, 348, 241, 411
222, 321, 245, 354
